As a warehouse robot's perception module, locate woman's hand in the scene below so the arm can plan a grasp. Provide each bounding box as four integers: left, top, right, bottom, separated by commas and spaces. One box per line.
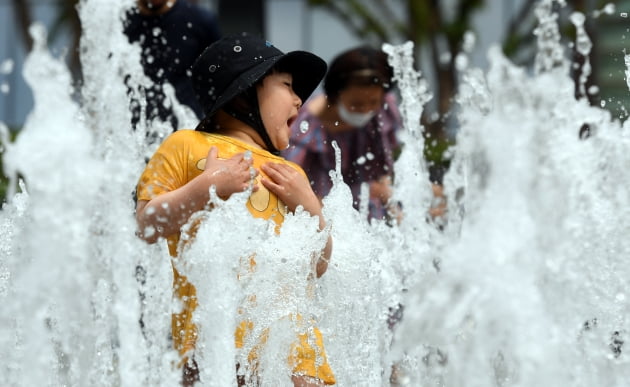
369, 175, 393, 204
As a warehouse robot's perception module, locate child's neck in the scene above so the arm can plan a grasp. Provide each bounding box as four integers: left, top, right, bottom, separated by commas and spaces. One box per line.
222, 128, 265, 149
214, 113, 266, 150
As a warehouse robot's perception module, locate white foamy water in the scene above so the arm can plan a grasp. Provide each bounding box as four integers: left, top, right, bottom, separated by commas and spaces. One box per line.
2, 0, 630, 386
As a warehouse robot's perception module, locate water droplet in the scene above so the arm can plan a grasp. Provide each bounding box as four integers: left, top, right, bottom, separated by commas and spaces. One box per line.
622, 12, 628, 18
233, 45, 242, 53
455, 53, 469, 71
0, 59, 14, 74
334, 121, 339, 126
209, 64, 217, 72
356, 156, 366, 165
299, 120, 309, 133
152, 27, 161, 37
440, 51, 452, 65
366, 152, 374, 161
1, 83, 9, 94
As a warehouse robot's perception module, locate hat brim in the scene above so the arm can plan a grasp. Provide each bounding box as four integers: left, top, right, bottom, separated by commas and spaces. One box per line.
203, 50, 327, 120
276, 51, 327, 105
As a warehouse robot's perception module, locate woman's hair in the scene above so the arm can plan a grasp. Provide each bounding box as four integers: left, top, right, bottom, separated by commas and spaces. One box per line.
323, 46, 393, 104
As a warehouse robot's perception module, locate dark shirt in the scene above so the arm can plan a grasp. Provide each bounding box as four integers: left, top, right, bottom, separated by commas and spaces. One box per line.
124, 0, 221, 128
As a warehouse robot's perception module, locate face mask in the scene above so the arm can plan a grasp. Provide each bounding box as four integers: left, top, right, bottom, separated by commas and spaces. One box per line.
337, 103, 376, 127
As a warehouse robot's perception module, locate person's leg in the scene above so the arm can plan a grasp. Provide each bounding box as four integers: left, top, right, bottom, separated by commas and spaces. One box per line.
235, 363, 248, 387
291, 375, 325, 387
182, 358, 200, 387
290, 324, 335, 386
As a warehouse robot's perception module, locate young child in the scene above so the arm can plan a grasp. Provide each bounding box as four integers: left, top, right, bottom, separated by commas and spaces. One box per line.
135, 33, 335, 386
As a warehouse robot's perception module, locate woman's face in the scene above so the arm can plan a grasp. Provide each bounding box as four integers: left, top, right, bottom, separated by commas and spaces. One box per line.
337, 84, 384, 114
334, 84, 385, 128
257, 72, 302, 151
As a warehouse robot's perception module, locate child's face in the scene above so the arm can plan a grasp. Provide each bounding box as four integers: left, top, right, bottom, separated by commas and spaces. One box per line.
257, 72, 302, 151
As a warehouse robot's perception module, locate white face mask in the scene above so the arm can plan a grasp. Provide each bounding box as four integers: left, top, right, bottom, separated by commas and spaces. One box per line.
337, 103, 376, 127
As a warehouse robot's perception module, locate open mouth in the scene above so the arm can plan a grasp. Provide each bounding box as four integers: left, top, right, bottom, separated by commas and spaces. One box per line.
287, 115, 297, 128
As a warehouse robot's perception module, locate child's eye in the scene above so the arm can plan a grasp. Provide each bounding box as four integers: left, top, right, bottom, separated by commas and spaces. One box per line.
284, 82, 292, 87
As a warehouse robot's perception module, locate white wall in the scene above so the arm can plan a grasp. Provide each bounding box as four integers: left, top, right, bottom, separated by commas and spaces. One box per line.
0, 0, 522, 128
0, 2, 32, 129
265, 0, 517, 70
265, 0, 362, 65
0, 2, 75, 129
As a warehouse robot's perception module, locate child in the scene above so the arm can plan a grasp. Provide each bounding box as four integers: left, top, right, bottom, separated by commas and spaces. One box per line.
135, 33, 335, 386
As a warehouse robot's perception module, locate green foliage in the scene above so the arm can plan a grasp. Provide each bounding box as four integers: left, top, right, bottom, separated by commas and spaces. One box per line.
0, 128, 20, 204
424, 137, 453, 164
0, 160, 6, 204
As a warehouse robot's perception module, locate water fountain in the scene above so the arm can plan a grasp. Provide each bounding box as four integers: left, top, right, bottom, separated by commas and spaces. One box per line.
1, 0, 629, 386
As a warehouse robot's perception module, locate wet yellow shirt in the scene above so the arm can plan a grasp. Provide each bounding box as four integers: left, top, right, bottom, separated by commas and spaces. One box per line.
136, 130, 335, 384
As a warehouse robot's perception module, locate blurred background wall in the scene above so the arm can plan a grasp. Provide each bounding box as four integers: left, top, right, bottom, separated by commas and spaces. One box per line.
1, 0, 629, 130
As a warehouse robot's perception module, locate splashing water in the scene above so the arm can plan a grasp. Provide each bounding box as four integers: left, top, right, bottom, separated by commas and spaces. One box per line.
299, 120, 309, 134
389, 2, 630, 385
570, 11, 592, 97
2, 1, 630, 386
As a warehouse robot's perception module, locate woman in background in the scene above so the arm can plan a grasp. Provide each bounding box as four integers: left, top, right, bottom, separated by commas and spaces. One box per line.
283, 46, 401, 222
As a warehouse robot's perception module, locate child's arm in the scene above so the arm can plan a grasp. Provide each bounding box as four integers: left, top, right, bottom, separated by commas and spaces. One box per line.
259, 162, 332, 277
136, 146, 257, 243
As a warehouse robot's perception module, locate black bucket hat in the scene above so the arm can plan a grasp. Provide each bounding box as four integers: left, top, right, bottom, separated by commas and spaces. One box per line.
191, 33, 327, 120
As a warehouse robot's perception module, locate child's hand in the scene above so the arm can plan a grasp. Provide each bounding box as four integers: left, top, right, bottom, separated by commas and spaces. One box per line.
261, 162, 332, 277
203, 147, 258, 199
260, 162, 320, 215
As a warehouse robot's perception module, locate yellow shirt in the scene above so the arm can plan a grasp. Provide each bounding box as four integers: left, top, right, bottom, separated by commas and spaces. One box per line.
136, 130, 335, 384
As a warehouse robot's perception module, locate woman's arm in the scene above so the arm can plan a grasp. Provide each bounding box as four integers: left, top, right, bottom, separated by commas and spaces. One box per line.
136, 146, 257, 243
369, 175, 393, 204
260, 162, 332, 277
